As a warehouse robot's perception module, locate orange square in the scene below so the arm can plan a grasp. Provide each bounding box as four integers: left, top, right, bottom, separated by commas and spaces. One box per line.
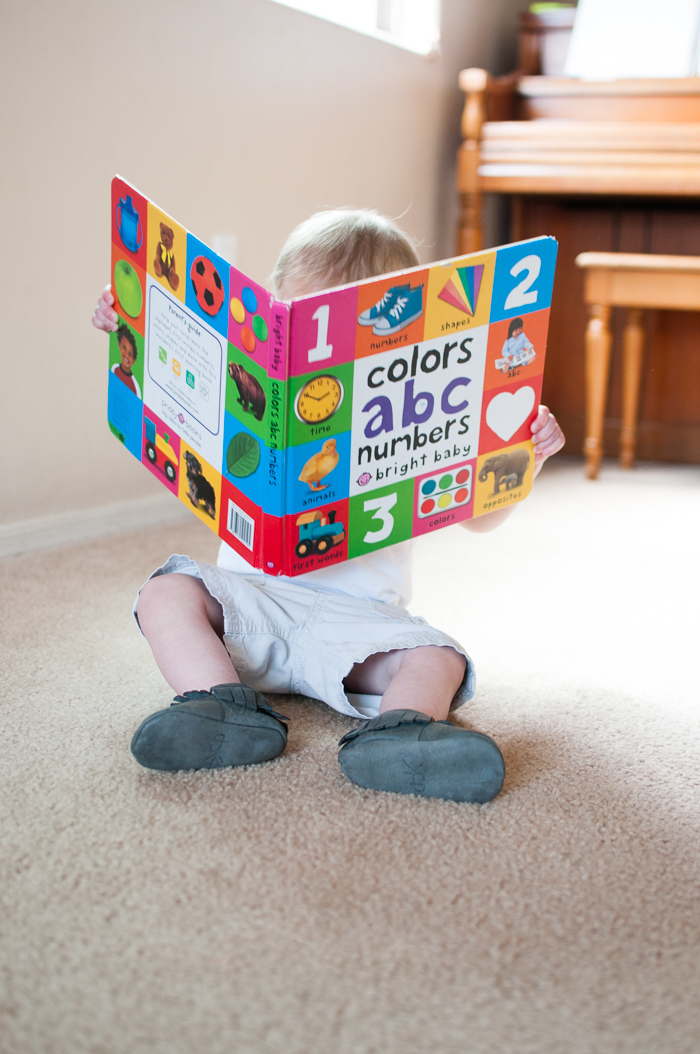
484, 308, 549, 391
354, 270, 429, 360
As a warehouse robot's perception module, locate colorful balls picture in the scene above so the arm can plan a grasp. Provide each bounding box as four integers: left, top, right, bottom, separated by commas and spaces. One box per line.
252, 315, 268, 341
191, 257, 225, 316
241, 286, 257, 313
240, 327, 256, 353
230, 297, 246, 324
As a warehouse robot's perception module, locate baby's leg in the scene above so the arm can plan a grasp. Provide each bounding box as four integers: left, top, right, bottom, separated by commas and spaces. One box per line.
136, 573, 237, 694
343, 646, 466, 721
131, 574, 288, 772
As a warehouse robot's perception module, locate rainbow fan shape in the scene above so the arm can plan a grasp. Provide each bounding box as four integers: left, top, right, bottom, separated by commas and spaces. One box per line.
437, 264, 484, 316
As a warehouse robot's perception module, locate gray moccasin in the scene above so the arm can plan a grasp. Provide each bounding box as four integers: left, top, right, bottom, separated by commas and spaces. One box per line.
131, 683, 288, 771
338, 709, 504, 802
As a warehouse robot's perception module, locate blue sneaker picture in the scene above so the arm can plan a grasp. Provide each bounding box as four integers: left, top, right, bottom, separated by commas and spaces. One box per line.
372, 285, 424, 335
357, 284, 410, 327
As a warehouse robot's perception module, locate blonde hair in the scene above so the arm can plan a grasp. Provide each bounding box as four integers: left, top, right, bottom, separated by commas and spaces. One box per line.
272, 208, 419, 298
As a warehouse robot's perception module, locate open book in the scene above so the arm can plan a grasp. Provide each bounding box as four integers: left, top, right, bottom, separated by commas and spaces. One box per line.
108, 176, 557, 576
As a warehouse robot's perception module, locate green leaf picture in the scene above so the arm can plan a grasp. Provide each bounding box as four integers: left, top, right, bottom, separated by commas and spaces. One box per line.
227, 432, 260, 477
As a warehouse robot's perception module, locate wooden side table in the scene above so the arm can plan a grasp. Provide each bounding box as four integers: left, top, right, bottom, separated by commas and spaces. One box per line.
575, 252, 700, 479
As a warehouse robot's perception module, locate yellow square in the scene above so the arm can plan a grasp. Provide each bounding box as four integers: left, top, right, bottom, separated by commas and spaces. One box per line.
423, 251, 497, 343
178, 445, 222, 533
147, 202, 188, 303
472, 440, 535, 518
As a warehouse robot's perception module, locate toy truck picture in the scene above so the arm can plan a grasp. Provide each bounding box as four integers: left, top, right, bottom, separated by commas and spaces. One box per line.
144, 416, 177, 484
295, 509, 345, 558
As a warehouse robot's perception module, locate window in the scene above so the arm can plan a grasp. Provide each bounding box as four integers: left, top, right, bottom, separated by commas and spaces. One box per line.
267, 0, 441, 56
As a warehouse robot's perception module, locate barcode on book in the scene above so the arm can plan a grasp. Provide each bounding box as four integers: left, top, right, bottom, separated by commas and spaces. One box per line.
227, 500, 254, 550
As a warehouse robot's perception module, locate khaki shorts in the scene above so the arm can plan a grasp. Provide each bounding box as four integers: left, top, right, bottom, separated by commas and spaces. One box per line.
135, 554, 475, 720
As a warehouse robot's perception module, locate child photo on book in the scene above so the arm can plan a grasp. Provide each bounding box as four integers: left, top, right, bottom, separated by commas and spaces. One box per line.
93, 208, 564, 804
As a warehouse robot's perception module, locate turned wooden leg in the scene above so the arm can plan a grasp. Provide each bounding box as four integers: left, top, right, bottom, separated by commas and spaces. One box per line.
456, 143, 483, 254
620, 307, 645, 469
584, 302, 612, 480
457, 190, 483, 255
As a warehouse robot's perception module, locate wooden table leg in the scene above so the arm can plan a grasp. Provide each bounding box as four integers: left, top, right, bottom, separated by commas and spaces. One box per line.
620, 307, 644, 469
584, 302, 612, 479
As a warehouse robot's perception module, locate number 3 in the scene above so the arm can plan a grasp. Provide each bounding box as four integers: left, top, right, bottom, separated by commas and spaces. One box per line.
504, 254, 541, 310
363, 493, 398, 543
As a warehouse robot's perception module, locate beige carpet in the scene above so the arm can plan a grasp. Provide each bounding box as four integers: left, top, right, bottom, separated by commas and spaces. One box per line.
2, 457, 699, 1054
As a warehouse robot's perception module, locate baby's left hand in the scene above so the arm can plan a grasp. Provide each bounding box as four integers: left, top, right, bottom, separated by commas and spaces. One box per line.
531, 405, 565, 471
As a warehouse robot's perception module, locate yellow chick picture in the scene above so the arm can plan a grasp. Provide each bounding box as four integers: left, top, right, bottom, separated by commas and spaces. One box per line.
298, 439, 339, 491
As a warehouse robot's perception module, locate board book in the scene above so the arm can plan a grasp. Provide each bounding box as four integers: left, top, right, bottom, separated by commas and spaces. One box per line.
108, 176, 557, 577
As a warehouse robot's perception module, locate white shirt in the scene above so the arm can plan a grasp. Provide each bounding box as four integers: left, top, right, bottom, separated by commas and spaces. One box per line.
216, 539, 413, 608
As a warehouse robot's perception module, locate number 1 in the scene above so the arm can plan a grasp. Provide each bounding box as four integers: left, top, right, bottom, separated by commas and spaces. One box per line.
308, 304, 333, 362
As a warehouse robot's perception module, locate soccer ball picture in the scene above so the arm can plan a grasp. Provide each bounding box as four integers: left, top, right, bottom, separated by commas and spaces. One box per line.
190, 256, 225, 316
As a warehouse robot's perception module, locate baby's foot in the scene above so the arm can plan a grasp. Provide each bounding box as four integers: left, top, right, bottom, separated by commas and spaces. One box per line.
130, 683, 288, 771
338, 709, 504, 802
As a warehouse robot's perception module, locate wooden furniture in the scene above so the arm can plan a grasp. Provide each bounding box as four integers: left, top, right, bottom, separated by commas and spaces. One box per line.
457, 73, 700, 255
576, 252, 700, 478
516, 6, 575, 78
456, 72, 700, 464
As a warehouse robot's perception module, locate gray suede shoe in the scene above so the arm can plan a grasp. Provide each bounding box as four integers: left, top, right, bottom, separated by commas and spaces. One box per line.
130, 683, 288, 771
338, 709, 504, 803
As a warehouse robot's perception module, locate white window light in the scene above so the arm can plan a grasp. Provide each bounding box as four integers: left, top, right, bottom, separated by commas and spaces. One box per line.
267, 0, 441, 56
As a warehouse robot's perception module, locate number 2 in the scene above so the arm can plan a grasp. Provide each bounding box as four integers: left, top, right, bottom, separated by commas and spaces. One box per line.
363, 493, 398, 544
504, 254, 541, 310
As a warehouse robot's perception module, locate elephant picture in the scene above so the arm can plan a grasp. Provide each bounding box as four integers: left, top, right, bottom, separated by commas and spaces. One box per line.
478, 449, 530, 494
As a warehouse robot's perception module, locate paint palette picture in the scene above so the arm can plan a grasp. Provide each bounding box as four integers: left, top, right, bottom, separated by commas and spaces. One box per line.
417, 466, 472, 518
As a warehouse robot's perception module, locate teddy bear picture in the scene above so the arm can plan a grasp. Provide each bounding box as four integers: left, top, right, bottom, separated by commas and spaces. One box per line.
153, 223, 179, 291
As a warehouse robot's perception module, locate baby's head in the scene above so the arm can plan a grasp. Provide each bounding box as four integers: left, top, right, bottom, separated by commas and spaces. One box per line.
272, 208, 419, 300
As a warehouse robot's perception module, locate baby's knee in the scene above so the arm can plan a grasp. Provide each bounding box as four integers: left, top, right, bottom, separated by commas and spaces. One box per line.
137, 572, 225, 637
404, 644, 466, 684
136, 573, 176, 629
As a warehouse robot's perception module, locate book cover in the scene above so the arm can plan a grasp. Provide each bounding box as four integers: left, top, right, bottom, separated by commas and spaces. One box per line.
108, 176, 557, 576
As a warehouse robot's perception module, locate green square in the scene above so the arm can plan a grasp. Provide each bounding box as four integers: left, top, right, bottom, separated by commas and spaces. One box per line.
226, 343, 270, 442
186, 371, 195, 389
348, 479, 414, 559
287, 361, 354, 448
159, 346, 167, 364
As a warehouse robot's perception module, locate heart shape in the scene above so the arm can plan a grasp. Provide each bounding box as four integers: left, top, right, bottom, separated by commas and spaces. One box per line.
486, 386, 535, 442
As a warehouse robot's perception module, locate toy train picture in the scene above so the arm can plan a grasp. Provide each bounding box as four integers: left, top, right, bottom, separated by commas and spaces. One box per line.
294, 509, 345, 558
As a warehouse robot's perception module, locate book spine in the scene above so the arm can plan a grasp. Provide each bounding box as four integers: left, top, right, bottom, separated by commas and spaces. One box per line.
261, 297, 290, 573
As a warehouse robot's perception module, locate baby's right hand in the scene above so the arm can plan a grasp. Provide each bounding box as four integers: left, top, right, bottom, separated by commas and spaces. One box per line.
92, 284, 119, 332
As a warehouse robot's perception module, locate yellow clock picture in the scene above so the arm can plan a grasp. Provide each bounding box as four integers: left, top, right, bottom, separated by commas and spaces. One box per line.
294, 374, 344, 424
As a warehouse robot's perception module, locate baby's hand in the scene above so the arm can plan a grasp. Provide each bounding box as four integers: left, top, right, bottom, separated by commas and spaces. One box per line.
531, 405, 565, 471
92, 284, 119, 332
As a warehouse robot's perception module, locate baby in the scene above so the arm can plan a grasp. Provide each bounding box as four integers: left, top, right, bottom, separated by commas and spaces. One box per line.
93, 208, 564, 803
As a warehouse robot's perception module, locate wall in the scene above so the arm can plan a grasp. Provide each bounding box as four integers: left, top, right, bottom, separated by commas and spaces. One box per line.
0, 0, 520, 528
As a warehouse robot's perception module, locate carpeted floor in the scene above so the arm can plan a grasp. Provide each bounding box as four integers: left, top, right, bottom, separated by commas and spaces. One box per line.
1, 456, 699, 1054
